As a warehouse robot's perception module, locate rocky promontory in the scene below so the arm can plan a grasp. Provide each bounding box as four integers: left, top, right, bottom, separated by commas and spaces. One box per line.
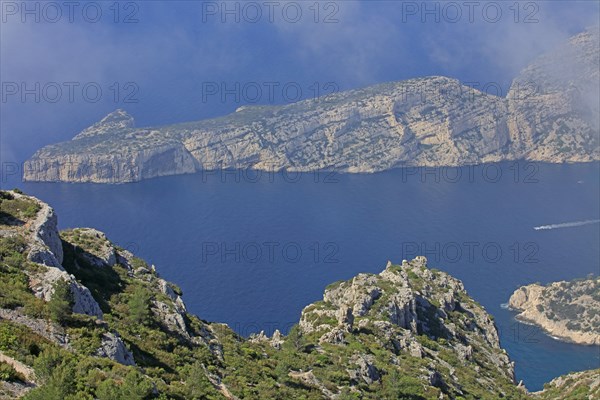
23, 27, 600, 183
509, 277, 600, 345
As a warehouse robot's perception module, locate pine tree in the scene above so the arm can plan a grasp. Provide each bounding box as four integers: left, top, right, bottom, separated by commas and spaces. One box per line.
128, 286, 151, 325
48, 279, 72, 325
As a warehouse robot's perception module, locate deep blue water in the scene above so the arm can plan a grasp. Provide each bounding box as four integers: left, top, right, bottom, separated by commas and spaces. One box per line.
9, 162, 600, 391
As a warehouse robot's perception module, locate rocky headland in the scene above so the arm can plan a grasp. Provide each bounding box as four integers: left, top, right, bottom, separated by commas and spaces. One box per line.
509, 277, 600, 345
23, 27, 600, 183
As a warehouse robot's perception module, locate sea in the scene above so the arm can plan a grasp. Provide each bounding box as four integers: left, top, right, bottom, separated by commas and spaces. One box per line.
9, 161, 600, 391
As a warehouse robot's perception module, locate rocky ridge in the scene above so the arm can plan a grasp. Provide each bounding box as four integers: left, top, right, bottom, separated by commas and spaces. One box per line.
294, 257, 516, 397
22, 28, 600, 183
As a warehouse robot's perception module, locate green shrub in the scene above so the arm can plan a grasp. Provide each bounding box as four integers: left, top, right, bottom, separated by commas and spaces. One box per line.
0, 325, 18, 352
382, 369, 428, 399
179, 361, 220, 399
0, 361, 25, 382
128, 287, 152, 325
48, 279, 73, 325
25, 357, 77, 400
0, 322, 52, 365
0, 236, 27, 268
94, 370, 153, 400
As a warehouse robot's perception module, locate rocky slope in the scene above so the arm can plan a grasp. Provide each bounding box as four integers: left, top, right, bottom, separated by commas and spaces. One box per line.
0, 190, 222, 399
509, 277, 600, 345
290, 257, 519, 398
23, 28, 600, 183
0, 190, 597, 399
532, 368, 600, 400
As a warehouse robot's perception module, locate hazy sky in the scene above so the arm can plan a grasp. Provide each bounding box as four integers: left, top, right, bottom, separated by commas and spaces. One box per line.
1, 0, 599, 166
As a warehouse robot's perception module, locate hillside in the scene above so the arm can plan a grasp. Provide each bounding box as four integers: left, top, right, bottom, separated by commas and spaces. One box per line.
533, 368, 600, 400
0, 190, 596, 399
22, 28, 600, 183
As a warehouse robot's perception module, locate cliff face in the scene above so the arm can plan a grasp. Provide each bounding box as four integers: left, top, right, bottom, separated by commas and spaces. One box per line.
22, 27, 600, 184
24, 77, 512, 183
23, 141, 197, 184
509, 277, 600, 345
507, 27, 600, 162
14, 191, 103, 319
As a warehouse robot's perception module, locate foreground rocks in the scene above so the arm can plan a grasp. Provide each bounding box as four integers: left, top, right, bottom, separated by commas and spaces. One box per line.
509, 277, 600, 345
23, 28, 599, 183
18, 192, 104, 319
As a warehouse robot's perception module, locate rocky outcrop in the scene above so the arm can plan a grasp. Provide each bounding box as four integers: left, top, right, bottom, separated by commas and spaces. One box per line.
249, 329, 285, 349
150, 277, 194, 339
23, 142, 198, 184
95, 332, 135, 366
348, 354, 380, 384
23, 193, 63, 269
0, 308, 69, 347
68, 282, 104, 318
152, 300, 189, 338
26, 264, 103, 319
509, 277, 600, 345
0, 352, 36, 383
13, 193, 105, 319
22, 28, 600, 184
73, 109, 134, 140
287, 370, 337, 399
157, 278, 187, 312
64, 228, 117, 268
23, 109, 197, 183
23, 77, 511, 183
299, 257, 517, 395
0, 380, 35, 400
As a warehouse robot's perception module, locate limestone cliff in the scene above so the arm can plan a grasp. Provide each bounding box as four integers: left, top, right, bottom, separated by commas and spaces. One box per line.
509, 277, 600, 345
23, 27, 600, 183
13, 191, 104, 319
508, 27, 600, 162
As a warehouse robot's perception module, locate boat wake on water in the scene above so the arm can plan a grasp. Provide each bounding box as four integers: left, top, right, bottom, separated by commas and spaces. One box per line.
534, 219, 600, 230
